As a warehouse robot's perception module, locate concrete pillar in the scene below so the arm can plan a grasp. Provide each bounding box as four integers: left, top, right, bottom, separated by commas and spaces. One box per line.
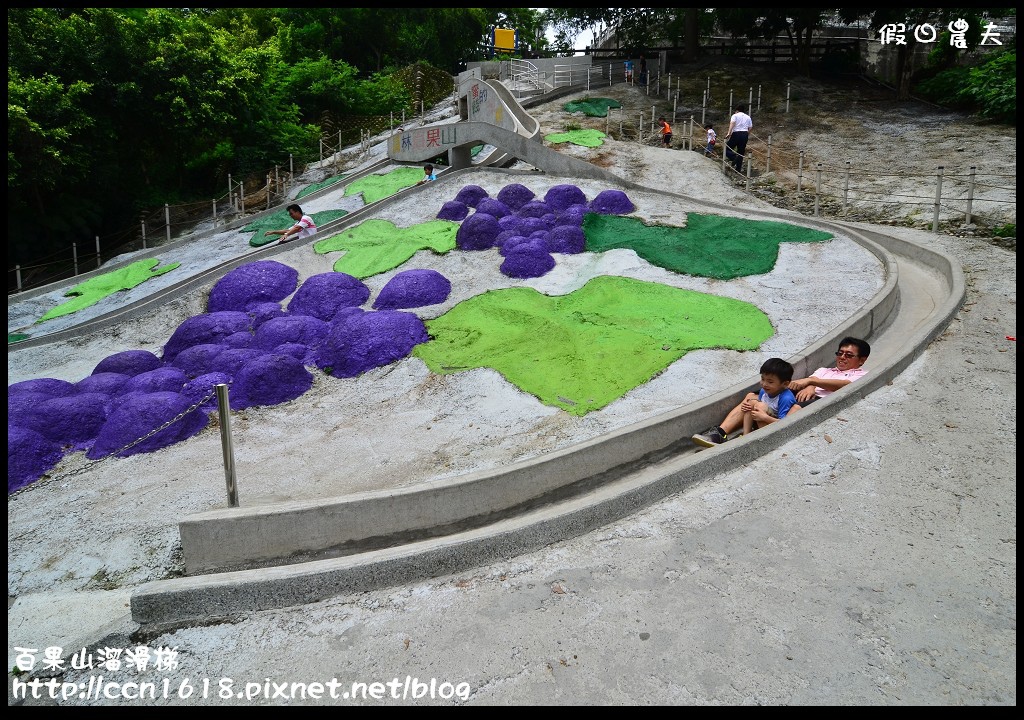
449, 145, 473, 170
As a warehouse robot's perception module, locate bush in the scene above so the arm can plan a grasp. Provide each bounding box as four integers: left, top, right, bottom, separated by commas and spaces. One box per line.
915, 49, 1016, 122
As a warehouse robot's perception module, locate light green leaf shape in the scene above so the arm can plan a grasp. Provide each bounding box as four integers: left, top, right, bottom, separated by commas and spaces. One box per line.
344, 167, 425, 203
544, 128, 608, 148
37, 259, 181, 323
414, 275, 774, 415
313, 219, 459, 278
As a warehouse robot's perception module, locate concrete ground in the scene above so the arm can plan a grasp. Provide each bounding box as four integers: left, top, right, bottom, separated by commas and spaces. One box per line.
7, 85, 1016, 706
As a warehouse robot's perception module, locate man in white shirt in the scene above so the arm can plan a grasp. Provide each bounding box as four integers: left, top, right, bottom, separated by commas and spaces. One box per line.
788, 336, 871, 405
265, 204, 317, 244
724, 104, 753, 174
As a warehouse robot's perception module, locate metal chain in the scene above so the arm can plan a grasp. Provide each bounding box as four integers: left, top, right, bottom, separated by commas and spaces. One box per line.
9, 388, 219, 498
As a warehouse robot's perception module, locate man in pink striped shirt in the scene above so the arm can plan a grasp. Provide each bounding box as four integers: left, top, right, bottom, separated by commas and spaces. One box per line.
788, 336, 871, 405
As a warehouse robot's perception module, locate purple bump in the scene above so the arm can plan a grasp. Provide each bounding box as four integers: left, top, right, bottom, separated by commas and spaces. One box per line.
497, 215, 525, 235
9, 426, 64, 494
286, 272, 370, 321
500, 249, 556, 279
548, 225, 586, 254
222, 331, 254, 349
116, 366, 187, 396
92, 350, 163, 378
456, 212, 501, 251
170, 343, 227, 379
210, 348, 266, 376
162, 311, 252, 361
437, 200, 469, 221
314, 310, 429, 378
87, 391, 209, 459
517, 200, 552, 219
253, 315, 331, 351
20, 393, 110, 444
475, 198, 511, 219
521, 217, 550, 236
76, 372, 130, 395
182, 373, 232, 410
247, 302, 287, 328
589, 189, 635, 214
544, 184, 588, 211
230, 354, 314, 410
9, 391, 57, 419
557, 204, 589, 227
454, 185, 489, 208
496, 183, 536, 211
9, 378, 78, 397
373, 269, 452, 310
207, 260, 299, 313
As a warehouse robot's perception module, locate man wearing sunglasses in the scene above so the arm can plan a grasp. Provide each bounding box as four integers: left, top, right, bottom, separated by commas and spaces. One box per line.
788, 336, 871, 406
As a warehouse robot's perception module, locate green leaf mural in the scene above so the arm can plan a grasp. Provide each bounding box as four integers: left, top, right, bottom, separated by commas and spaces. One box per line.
313, 218, 458, 278
414, 275, 774, 415
36, 259, 181, 323
344, 167, 425, 204
544, 129, 608, 148
584, 213, 833, 279
244, 209, 350, 247
562, 97, 622, 117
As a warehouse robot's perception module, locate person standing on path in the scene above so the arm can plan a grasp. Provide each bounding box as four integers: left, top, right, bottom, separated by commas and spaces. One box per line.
725, 104, 752, 173
704, 123, 717, 156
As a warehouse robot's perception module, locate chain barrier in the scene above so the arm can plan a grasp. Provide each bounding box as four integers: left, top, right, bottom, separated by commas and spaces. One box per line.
8, 388, 218, 499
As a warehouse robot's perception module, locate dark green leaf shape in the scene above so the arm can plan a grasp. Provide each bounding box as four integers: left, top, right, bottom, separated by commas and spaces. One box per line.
584, 213, 833, 279
563, 97, 623, 117
245, 209, 350, 247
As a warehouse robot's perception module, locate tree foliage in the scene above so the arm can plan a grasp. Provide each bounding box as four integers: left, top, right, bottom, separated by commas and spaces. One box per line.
915, 49, 1016, 122
7, 7, 1016, 269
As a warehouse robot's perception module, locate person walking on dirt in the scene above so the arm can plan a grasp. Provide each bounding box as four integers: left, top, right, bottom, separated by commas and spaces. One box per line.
704, 123, 717, 157
725, 104, 752, 173
658, 117, 673, 148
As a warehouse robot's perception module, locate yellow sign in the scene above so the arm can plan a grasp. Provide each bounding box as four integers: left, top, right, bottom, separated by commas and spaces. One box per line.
494, 28, 515, 52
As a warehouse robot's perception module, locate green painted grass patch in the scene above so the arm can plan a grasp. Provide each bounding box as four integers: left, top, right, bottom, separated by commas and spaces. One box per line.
584, 213, 833, 279
345, 167, 424, 204
36, 259, 181, 323
414, 275, 774, 415
245, 209, 350, 247
563, 98, 622, 117
544, 129, 608, 148
314, 219, 459, 278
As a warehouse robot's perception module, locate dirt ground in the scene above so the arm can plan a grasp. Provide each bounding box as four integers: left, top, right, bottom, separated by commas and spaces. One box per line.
535, 59, 1016, 247
7, 67, 1017, 706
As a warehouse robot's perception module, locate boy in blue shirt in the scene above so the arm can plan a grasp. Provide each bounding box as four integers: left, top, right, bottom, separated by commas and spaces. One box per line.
692, 357, 800, 447
415, 164, 437, 186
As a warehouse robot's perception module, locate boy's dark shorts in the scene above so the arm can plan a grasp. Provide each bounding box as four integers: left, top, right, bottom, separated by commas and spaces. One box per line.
663, 133, 672, 145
